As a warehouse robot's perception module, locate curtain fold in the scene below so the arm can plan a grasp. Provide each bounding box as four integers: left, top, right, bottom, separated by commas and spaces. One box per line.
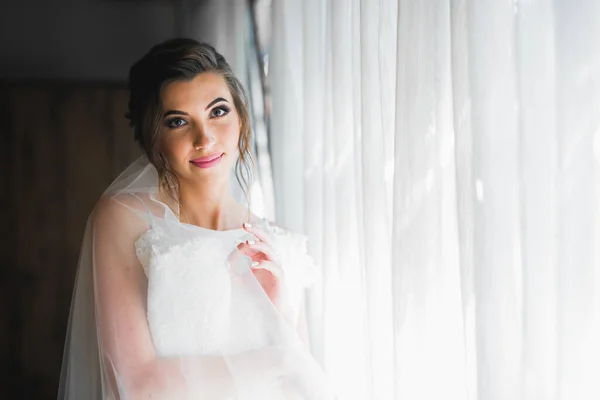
270, 0, 600, 399
393, 1, 468, 399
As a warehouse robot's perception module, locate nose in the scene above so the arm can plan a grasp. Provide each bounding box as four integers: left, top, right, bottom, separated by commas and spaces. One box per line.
193, 128, 216, 150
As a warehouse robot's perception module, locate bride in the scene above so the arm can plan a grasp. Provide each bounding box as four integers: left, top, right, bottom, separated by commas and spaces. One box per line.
58, 38, 333, 399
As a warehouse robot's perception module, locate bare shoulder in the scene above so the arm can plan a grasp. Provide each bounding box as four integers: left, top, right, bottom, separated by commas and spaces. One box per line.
92, 193, 150, 236
93, 193, 141, 220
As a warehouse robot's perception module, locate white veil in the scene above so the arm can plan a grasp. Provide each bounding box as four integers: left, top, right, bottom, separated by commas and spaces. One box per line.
58, 157, 334, 399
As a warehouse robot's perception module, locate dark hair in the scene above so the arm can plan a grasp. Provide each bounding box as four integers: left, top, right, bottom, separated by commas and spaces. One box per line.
125, 38, 253, 204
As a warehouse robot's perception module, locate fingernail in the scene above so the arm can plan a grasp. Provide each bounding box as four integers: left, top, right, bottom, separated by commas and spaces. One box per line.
247, 240, 256, 245
251, 261, 259, 267
243, 222, 252, 228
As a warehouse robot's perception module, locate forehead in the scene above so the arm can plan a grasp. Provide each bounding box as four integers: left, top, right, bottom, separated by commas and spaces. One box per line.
160, 72, 232, 108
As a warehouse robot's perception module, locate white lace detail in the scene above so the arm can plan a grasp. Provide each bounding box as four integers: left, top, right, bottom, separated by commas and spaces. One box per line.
133, 225, 318, 358
263, 226, 319, 288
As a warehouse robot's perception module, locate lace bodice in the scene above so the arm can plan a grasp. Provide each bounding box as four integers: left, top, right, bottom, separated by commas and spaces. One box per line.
134, 224, 318, 358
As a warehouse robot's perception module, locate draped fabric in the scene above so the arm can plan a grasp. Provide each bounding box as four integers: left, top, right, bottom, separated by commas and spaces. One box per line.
269, 1, 600, 399
58, 157, 334, 399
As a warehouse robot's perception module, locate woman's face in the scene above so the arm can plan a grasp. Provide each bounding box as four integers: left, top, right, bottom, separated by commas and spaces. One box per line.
158, 72, 241, 186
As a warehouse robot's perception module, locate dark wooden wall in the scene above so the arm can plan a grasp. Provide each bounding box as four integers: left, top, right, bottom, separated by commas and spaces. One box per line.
0, 83, 141, 399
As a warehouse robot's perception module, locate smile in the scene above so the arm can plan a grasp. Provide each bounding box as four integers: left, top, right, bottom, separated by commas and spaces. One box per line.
190, 153, 224, 169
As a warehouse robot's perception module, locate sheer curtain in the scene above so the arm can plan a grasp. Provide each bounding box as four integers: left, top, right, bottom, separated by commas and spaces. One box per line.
269, 1, 600, 399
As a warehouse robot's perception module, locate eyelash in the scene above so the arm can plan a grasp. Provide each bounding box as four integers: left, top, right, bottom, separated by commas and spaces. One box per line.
166, 118, 186, 129
211, 105, 231, 118
165, 105, 231, 129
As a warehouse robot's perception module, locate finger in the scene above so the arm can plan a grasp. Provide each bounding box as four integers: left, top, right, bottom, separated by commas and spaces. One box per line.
244, 240, 280, 263
251, 260, 284, 279
242, 222, 273, 246
236, 241, 270, 261
236, 241, 260, 255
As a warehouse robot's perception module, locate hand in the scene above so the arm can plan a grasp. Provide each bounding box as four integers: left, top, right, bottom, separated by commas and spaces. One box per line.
237, 223, 295, 324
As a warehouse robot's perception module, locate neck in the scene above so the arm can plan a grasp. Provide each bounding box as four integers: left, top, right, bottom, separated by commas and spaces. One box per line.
177, 178, 245, 231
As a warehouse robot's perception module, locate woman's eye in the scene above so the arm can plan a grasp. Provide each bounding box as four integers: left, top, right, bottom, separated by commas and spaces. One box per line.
211, 105, 230, 118
167, 118, 187, 129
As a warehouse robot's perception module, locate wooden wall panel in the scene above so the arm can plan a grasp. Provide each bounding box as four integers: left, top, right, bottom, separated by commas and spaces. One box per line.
0, 82, 19, 397
0, 82, 141, 399
16, 88, 67, 398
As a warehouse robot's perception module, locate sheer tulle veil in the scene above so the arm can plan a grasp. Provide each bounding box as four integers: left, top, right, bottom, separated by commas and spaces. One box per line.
57, 157, 333, 399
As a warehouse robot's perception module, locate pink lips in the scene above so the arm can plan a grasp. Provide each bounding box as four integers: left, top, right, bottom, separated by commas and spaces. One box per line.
190, 153, 224, 168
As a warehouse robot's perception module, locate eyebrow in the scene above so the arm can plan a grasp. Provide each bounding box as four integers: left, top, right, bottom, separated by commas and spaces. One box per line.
162, 97, 229, 118
205, 97, 229, 110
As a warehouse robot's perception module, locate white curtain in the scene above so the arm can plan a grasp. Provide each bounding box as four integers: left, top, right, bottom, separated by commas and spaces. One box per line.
269, 1, 600, 399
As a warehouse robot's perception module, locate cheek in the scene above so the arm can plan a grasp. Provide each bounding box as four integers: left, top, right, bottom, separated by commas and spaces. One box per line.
217, 118, 242, 147
231, 123, 241, 145
160, 135, 188, 164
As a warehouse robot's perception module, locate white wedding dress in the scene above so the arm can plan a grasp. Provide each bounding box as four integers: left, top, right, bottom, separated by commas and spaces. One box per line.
135, 222, 315, 359
58, 158, 334, 400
